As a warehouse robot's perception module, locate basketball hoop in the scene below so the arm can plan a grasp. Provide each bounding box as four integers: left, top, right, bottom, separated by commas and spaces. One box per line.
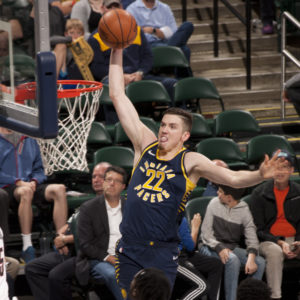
16, 80, 103, 175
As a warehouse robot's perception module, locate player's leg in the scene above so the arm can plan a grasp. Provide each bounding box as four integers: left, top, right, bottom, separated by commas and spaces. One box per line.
43, 184, 68, 232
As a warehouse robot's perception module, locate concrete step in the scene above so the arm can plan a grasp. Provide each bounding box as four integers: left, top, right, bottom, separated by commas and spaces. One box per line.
188, 33, 278, 54
195, 68, 299, 92
191, 52, 281, 72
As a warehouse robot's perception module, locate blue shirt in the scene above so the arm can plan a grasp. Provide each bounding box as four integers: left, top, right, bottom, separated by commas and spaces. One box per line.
126, 0, 177, 43
178, 217, 195, 252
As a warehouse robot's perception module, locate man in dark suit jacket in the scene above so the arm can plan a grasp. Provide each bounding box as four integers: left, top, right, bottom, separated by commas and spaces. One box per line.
76, 165, 127, 300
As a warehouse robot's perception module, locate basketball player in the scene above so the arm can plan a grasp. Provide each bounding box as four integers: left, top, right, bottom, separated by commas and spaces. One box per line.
0, 227, 9, 300
108, 49, 287, 299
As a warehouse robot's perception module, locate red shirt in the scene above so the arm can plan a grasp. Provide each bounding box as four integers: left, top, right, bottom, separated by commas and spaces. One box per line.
270, 186, 296, 237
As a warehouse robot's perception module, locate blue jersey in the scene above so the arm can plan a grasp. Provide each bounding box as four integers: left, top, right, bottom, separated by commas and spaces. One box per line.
120, 141, 196, 243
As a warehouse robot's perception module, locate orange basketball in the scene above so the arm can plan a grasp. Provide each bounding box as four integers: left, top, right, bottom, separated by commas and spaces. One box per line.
98, 9, 138, 49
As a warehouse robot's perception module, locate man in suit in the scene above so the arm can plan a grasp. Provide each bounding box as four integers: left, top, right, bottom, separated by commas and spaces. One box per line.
76, 165, 127, 300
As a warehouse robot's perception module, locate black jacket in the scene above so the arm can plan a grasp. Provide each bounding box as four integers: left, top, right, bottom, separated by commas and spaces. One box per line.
250, 180, 300, 243
75, 195, 125, 285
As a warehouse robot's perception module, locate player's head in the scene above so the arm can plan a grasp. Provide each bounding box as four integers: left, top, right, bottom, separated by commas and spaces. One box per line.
237, 278, 271, 300
103, 166, 127, 199
158, 108, 192, 151
65, 19, 84, 41
217, 184, 245, 205
103, 0, 122, 12
92, 162, 111, 195
130, 268, 171, 300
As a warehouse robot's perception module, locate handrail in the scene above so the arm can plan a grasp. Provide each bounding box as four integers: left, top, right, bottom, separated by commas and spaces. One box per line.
281, 11, 300, 120
181, 0, 187, 22
213, 0, 252, 89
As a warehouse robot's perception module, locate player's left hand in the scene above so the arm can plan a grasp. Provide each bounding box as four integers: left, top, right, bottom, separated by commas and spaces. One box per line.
259, 149, 289, 179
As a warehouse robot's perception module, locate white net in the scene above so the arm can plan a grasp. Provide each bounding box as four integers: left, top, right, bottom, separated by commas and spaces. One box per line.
36, 81, 102, 175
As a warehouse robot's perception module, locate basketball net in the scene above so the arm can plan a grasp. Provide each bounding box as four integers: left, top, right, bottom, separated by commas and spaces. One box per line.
16, 80, 102, 175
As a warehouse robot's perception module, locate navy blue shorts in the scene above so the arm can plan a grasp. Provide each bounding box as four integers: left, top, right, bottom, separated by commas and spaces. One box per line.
115, 238, 179, 300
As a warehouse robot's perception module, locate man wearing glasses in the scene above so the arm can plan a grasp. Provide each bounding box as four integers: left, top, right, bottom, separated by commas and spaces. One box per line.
76, 165, 127, 300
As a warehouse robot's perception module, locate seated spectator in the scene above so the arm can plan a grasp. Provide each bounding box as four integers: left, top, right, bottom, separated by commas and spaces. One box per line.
126, 0, 194, 62
87, 0, 178, 123
177, 214, 223, 300
200, 184, 265, 300
129, 267, 171, 300
0, 127, 68, 263
25, 162, 111, 300
236, 278, 271, 300
250, 150, 300, 300
71, 0, 105, 39
202, 159, 228, 197
282, 73, 300, 117
52, 18, 88, 80
75, 166, 127, 299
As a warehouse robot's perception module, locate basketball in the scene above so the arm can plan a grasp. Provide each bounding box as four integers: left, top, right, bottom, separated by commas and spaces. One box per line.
98, 9, 138, 49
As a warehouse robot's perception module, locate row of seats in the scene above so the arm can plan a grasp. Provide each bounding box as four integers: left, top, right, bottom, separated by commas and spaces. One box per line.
89, 133, 297, 176
88, 109, 260, 150
100, 77, 224, 117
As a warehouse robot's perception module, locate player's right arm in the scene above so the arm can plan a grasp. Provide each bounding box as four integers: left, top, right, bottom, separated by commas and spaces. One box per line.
109, 49, 157, 159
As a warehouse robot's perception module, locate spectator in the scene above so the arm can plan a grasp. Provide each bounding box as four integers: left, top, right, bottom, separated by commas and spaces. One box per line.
25, 162, 111, 300
282, 73, 300, 117
0, 127, 68, 263
202, 159, 229, 197
126, 0, 194, 62
88, 0, 178, 123
129, 267, 171, 300
71, 0, 105, 39
75, 166, 127, 299
236, 278, 271, 300
200, 184, 265, 300
177, 214, 223, 300
250, 150, 300, 300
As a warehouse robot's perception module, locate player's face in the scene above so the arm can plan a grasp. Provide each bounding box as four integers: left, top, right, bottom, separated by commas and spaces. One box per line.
103, 171, 125, 198
158, 114, 190, 151
92, 165, 109, 195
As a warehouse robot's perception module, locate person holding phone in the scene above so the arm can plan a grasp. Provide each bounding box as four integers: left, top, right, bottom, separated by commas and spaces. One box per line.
250, 150, 300, 300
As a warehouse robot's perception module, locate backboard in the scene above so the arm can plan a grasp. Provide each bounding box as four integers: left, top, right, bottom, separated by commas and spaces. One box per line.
0, 0, 58, 138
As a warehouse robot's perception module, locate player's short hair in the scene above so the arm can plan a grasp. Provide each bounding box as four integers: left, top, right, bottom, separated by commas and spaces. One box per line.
65, 19, 84, 34
218, 184, 246, 201
163, 107, 193, 132
104, 166, 127, 184
237, 278, 271, 300
130, 268, 171, 300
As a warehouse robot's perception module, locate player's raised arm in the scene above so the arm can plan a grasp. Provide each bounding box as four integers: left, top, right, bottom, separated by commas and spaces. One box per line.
109, 49, 156, 156
186, 150, 288, 188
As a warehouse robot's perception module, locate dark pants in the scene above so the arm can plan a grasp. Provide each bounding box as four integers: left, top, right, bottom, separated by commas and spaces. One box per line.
25, 251, 76, 300
177, 250, 223, 300
116, 239, 179, 300
0, 188, 10, 242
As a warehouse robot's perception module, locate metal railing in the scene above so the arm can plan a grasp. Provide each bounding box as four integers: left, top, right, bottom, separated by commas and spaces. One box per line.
281, 11, 300, 119
213, 0, 252, 89
181, 0, 187, 22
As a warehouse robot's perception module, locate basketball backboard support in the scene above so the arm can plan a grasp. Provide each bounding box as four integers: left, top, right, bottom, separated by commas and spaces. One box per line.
0, 0, 58, 138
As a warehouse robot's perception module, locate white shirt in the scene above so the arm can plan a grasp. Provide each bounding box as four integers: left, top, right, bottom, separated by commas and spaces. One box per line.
0, 228, 9, 300
105, 200, 122, 256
